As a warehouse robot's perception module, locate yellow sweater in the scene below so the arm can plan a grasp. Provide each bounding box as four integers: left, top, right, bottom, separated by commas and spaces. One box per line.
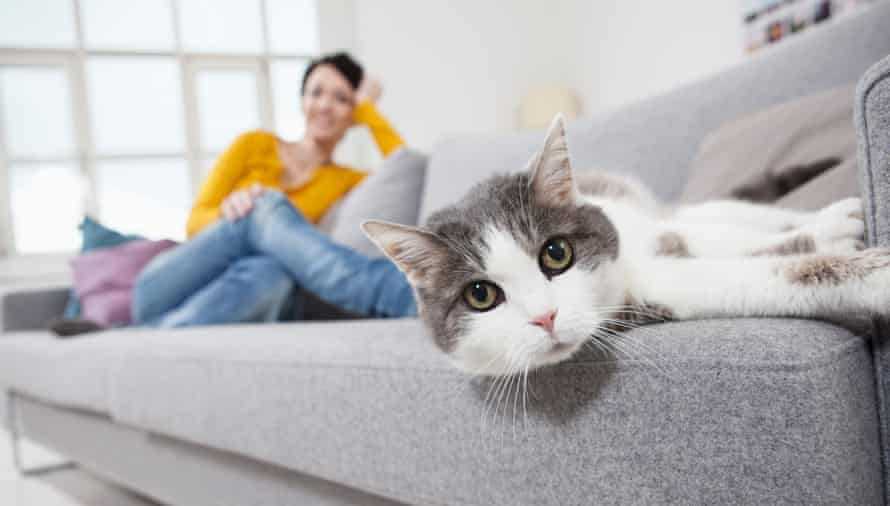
186, 102, 404, 238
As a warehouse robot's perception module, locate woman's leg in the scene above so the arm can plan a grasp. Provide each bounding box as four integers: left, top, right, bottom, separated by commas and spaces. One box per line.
133, 190, 416, 323
131, 218, 254, 324
147, 256, 295, 328
246, 191, 417, 318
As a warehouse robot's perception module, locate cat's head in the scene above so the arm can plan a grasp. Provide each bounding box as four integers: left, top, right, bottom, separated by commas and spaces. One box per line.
363, 116, 623, 376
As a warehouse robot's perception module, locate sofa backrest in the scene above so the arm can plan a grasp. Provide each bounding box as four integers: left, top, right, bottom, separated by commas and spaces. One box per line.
420, 0, 890, 221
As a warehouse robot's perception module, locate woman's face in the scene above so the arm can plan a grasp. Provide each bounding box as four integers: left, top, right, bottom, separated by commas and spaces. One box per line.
301, 64, 355, 144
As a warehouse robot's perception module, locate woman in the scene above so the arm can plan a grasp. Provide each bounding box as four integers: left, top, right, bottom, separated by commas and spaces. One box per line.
131, 53, 416, 327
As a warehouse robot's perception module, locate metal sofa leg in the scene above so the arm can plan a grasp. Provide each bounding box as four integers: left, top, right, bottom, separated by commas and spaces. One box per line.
7, 390, 76, 476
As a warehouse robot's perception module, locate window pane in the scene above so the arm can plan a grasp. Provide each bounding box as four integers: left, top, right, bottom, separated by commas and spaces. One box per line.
196, 69, 260, 152
0, 66, 76, 159
271, 59, 308, 141
267, 0, 318, 54
9, 163, 84, 253
87, 57, 185, 154
179, 0, 263, 54
96, 158, 190, 241
0, 0, 76, 48
81, 0, 175, 51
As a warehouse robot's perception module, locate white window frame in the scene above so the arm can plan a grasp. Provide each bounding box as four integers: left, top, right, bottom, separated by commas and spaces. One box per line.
0, 0, 325, 258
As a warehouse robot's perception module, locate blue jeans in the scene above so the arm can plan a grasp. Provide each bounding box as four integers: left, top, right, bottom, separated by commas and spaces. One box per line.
132, 191, 417, 327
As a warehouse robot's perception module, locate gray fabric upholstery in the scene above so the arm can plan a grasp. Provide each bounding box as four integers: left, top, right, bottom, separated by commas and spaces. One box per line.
0, 284, 68, 333
104, 318, 879, 505
14, 395, 404, 506
0, 330, 147, 416
329, 148, 427, 256
420, 1, 890, 220
856, 52, 890, 504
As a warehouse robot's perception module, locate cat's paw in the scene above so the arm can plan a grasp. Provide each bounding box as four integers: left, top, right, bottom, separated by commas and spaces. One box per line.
799, 217, 865, 253
817, 197, 864, 221
800, 199, 865, 253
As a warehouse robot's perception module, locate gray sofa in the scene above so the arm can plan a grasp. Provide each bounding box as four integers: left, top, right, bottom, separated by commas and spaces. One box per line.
4, 4, 890, 505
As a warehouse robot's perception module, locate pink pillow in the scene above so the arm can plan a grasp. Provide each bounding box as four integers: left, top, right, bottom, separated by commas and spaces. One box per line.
71, 239, 178, 326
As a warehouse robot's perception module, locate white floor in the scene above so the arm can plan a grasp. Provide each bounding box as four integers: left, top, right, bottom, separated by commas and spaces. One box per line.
0, 429, 160, 506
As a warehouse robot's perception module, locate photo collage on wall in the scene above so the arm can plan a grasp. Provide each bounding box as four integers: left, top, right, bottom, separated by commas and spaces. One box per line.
742, 0, 874, 53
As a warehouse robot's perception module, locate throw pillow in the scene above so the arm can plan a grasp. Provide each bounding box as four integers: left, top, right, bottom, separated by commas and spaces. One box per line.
679, 83, 857, 209
70, 239, 177, 326
62, 217, 143, 318
327, 147, 428, 257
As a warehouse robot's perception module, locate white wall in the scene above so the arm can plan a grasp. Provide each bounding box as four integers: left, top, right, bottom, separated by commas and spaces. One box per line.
352, 0, 580, 152
577, 0, 744, 114
349, 1, 744, 152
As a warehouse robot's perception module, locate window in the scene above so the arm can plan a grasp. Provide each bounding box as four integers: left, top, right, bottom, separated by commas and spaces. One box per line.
0, 0, 322, 255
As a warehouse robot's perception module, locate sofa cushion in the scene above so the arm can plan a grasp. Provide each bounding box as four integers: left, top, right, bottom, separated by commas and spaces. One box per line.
71, 239, 178, 326
420, 131, 540, 222
328, 148, 427, 257
0, 329, 158, 417
680, 83, 857, 209
106, 318, 880, 505
63, 217, 144, 319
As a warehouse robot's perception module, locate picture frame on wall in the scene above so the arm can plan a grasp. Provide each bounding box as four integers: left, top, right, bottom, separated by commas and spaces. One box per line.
743, 0, 874, 53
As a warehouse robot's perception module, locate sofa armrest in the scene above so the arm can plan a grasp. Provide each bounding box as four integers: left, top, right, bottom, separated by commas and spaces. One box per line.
854, 52, 890, 505
857, 53, 890, 248
0, 284, 69, 333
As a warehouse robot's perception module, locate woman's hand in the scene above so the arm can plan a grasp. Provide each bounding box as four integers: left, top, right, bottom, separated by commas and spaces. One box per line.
221, 183, 265, 221
355, 76, 382, 105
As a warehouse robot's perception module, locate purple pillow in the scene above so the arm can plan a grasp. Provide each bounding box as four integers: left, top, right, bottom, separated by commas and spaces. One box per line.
70, 239, 178, 326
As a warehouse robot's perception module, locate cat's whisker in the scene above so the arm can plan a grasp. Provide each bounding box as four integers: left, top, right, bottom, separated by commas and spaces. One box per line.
491, 344, 528, 444
596, 316, 666, 345
522, 361, 530, 434
590, 333, 630, 361
513, 344, 538, 426
480, 351, 515, 439
591, 333, 665, 377
594, 328, 673, 378
592, 304, 670, 323
592, 329, 645, 361
583, 339, 607, 360
598, 321, 667, 358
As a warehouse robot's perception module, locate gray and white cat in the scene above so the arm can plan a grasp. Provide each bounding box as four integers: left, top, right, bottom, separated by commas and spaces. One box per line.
363, 116, 889, 377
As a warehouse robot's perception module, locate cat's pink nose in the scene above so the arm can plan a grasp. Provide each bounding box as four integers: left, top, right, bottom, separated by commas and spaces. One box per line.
529, 310, 558, 333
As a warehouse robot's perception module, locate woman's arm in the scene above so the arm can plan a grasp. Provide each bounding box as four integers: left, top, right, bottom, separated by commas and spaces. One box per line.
353, 102, 404, 157
186, 132, 255, 238
352, 77, 404, 157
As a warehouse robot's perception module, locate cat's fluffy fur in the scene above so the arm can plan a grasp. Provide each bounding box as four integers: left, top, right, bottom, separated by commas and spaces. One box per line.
363, 116, 888, 376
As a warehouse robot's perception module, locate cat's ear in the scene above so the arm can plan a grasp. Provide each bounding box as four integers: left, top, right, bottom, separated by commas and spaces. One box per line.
528, 114, 579, 208
362, 220, 448, 289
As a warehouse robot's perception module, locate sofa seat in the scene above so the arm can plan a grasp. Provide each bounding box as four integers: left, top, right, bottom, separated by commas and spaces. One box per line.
5, 317, 865, 505
0, 329, 161, 417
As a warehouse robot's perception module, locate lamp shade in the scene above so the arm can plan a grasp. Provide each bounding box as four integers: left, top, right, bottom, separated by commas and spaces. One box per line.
518, 86, 581, 129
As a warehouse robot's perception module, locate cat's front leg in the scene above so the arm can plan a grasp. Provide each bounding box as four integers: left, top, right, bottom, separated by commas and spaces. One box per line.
657, 214, 864, 258
625, 249, 890, 322
657, 198, 865, 257
670, 197, 862, 235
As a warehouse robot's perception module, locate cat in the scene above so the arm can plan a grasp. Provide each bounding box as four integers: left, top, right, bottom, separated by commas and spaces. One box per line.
362, 115, 888, 377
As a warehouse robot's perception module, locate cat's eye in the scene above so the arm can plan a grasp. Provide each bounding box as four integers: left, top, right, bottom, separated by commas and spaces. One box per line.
463, 281, 501, 311
540, 237, 574, 275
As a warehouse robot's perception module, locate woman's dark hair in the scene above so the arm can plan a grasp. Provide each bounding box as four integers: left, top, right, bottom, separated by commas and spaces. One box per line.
300, 52, 364, 95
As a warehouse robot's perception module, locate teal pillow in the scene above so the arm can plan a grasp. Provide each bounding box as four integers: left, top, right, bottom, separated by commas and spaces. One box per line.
62, 217, 142, 318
